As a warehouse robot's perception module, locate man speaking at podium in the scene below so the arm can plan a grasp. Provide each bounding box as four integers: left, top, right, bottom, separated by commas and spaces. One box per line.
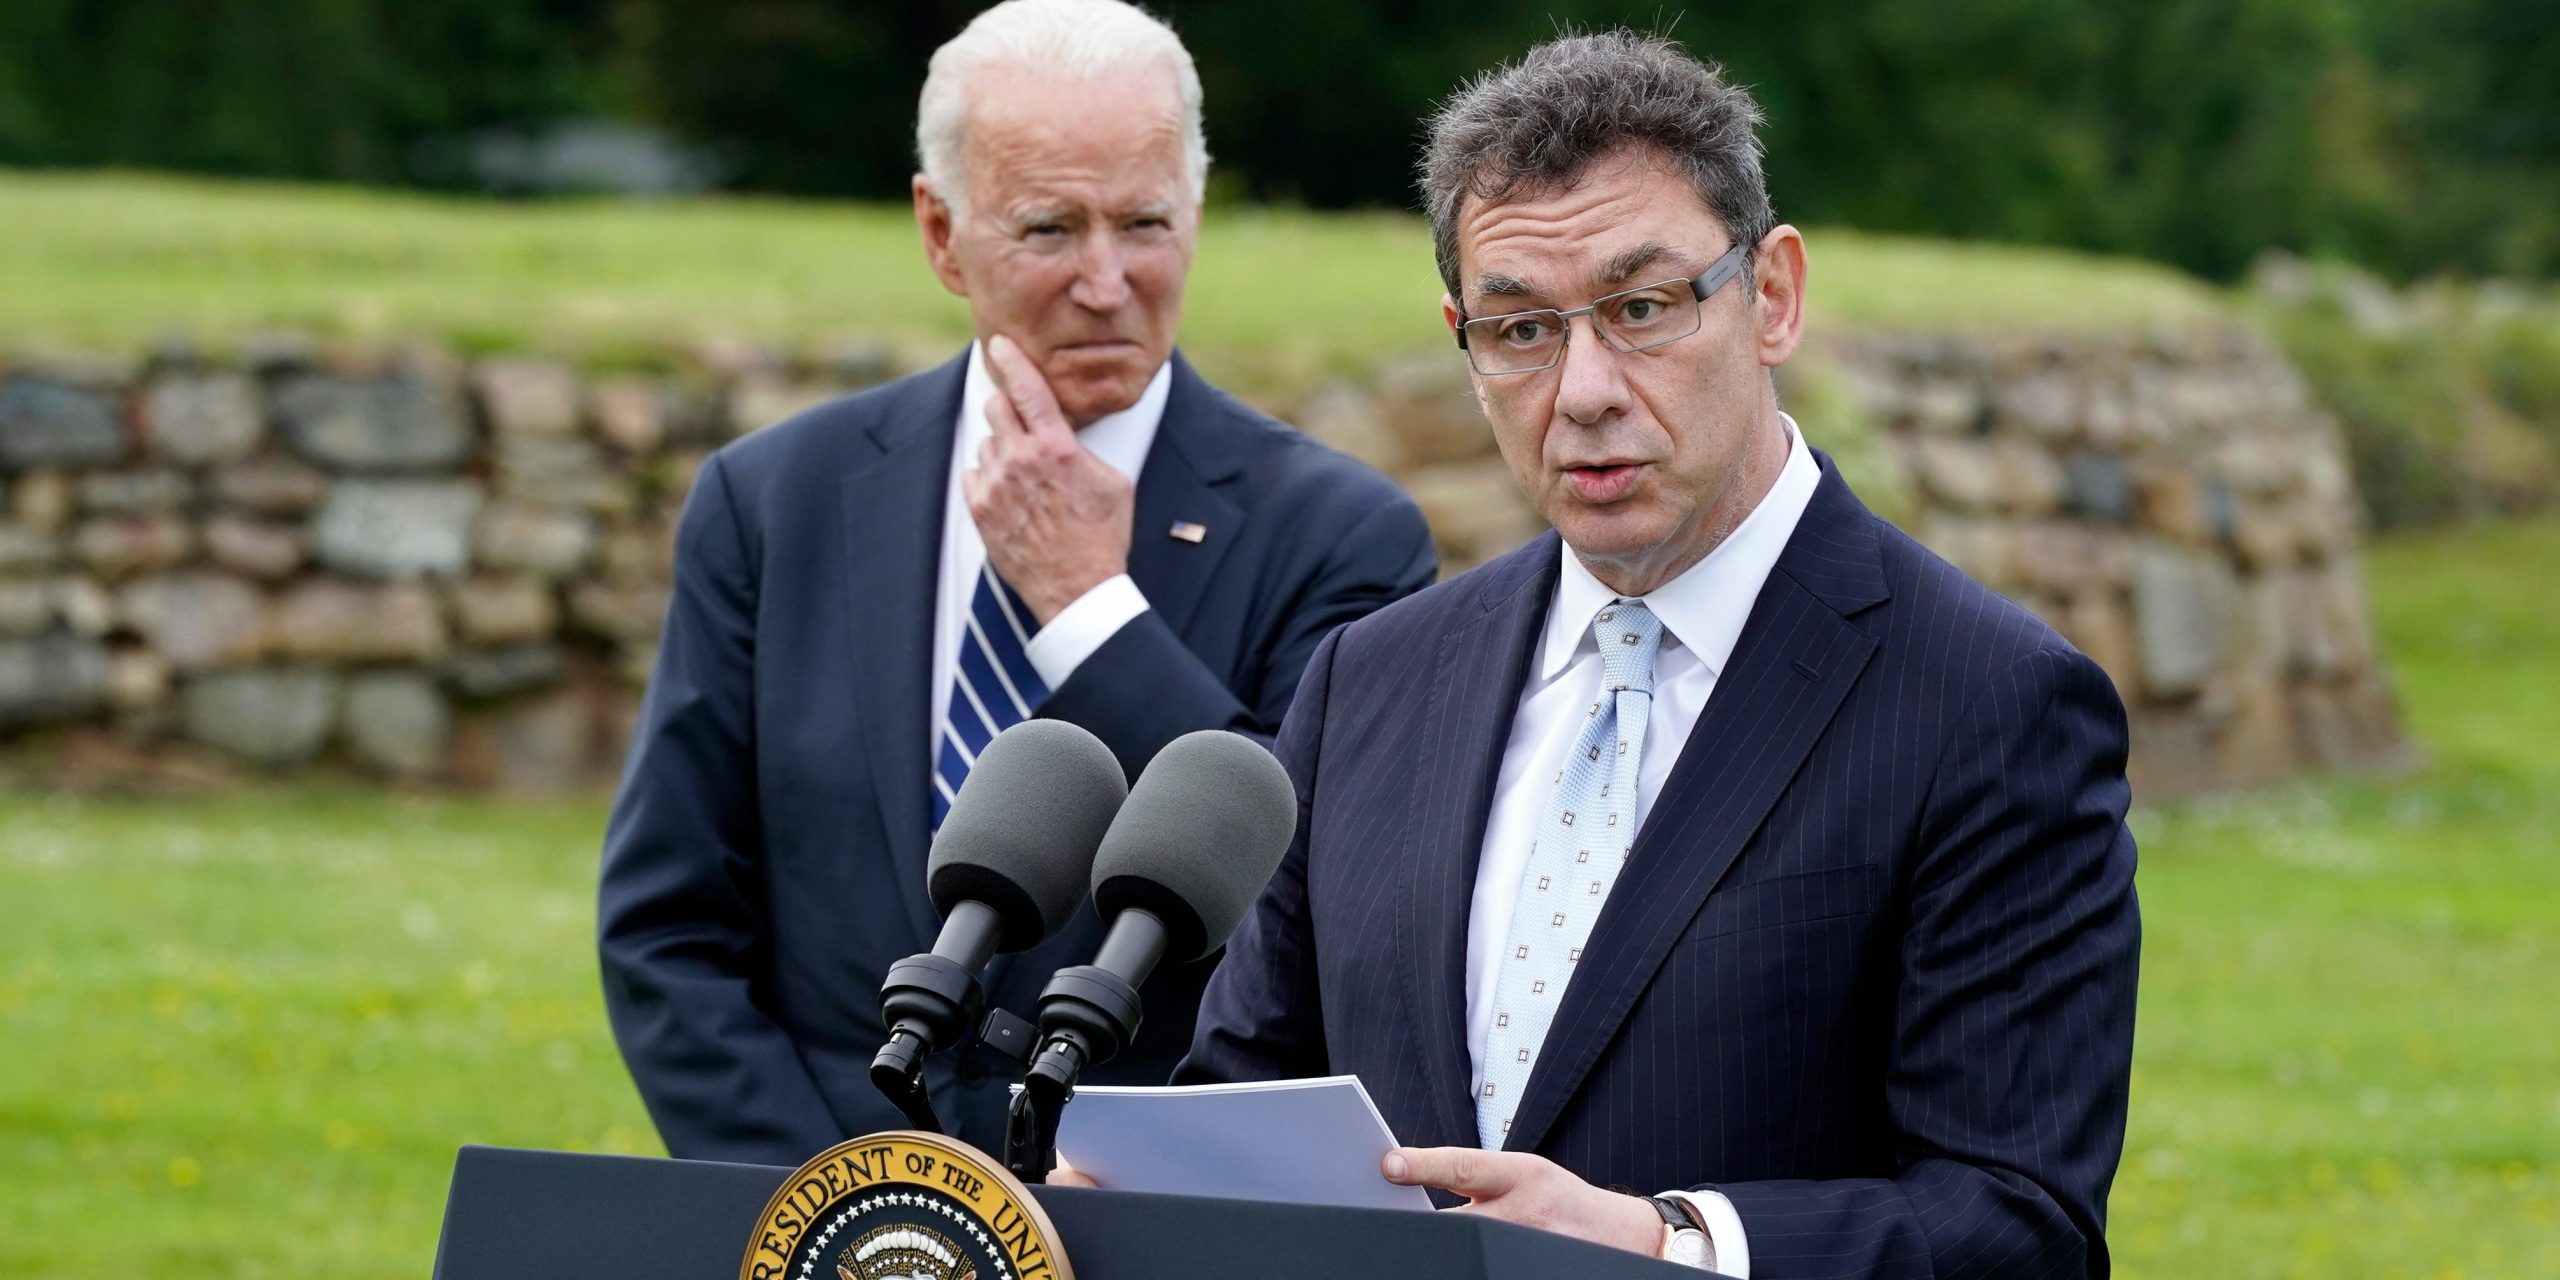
1180, 32, 2141, 1280
598, 0, 1433, 1167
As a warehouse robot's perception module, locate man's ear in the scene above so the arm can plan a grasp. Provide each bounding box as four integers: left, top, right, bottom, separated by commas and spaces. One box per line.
1441, 292, 1463, 336
1754, 225, 1808, 369
914, 175, 969, 297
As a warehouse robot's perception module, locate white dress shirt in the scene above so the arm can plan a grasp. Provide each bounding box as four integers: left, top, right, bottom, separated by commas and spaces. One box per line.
1463, 416, 1820, 1278
929, 342, 1168, 761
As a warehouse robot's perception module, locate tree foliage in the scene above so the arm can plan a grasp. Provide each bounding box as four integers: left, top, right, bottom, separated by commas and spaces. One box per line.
0, 0, 2551, 281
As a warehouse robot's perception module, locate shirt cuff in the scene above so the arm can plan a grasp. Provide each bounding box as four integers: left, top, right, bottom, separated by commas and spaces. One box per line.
1023, 574, 1150, 692
1661, 1189, 1750, 1279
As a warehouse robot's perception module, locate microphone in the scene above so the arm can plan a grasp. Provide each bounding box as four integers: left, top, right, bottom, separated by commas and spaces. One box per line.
1019, 730, 1298, 1127
872, 719, 1127, 1131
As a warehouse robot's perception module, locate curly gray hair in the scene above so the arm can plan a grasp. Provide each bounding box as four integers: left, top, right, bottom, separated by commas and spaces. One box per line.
1420, 31, 1775, 299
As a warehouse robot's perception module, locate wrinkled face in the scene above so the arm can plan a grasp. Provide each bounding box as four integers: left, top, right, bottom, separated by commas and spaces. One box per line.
917, 69, 1197, 427
1445, 146, 1795, 593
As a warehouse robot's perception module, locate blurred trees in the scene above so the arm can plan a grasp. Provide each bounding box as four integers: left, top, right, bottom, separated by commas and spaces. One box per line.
0, 0, 2552, 282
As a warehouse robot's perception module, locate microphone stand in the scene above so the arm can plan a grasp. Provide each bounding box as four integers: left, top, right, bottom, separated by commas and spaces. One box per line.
871, 903, 1007, 1135
1003, 909, 1163, 1183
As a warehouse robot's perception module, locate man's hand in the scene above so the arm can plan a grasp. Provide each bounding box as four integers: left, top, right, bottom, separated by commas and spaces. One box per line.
965, 334, 1136, 624
1383, 1147, 1663, 1256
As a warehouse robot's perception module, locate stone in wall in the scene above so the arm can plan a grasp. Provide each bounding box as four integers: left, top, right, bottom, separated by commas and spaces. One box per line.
599, 518, 675, 583
78, 469, 192, 516
72, 514, 194, 580
342, 670, 450, 777
447, 644, 567, 700
0, 526, 59, 575
475, 500, 599, 579
209, 456, 330, 516
275, 373, 473, 472
727, 377, 849, 438
2062, 450, 2136, 525
117, 572, 269, 672
591, 378, 668, 454
473, 358, 582, 438
12, 470, 75, 532
0, 635, 112, 729
273, 580, 448, 663
449, 577, 560, 647
567, 580, 669, 646
1399, 461, 1544, 574
446, 679, 607, 791
0, 377, 128, 470
494, 437, 630, 516
182, 667, 337, 766
0, 581, 52, 637
204, 515, 308, 581
143, 374, 265, 465
310, 480, 483, 577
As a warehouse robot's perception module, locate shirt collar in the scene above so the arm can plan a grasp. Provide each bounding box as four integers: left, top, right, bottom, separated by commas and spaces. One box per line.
1537, 413, 1824, 684
956, 340, 1172, 483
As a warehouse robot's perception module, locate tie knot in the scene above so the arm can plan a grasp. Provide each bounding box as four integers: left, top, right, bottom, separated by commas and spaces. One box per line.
1590, 599, 1663, 696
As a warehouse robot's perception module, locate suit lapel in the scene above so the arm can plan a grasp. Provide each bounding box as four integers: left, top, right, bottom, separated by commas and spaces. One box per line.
1501, 461, 1893, 1154
1397, 537, 1558, 1151
844, 353, 968, 947
1124, 354, 1244, 634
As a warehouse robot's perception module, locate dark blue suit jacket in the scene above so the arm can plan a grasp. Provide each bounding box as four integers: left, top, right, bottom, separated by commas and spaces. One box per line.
600, 350, 1435, 1166
1181, 457, 2139, 1279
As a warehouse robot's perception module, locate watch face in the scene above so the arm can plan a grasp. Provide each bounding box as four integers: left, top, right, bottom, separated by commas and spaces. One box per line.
1666, 1230, 1713, 1268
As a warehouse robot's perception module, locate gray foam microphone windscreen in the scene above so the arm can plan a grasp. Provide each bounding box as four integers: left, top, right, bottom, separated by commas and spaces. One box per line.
928, 719, 1129, 952
1089, 729, 1299, 961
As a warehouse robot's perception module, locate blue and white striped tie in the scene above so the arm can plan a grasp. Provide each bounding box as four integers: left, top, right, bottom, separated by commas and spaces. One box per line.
933, 565, 1051, 828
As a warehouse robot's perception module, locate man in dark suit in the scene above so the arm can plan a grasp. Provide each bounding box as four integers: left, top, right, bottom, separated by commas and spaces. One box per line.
1177, 32, 2138, 1279
598, 0, 1434, 1167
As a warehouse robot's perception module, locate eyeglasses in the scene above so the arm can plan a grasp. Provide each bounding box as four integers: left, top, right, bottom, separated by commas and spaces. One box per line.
1454, 242, 1753, 376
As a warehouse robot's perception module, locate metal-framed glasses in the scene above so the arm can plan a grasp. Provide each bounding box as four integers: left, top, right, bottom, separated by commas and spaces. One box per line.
1454, 242, 1752, 376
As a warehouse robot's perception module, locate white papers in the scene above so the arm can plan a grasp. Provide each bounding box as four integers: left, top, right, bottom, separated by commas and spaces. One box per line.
1037, 1074, 1433, 1212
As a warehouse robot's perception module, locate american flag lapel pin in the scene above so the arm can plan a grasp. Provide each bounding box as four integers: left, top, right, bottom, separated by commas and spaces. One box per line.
1168, 520, 1208, 544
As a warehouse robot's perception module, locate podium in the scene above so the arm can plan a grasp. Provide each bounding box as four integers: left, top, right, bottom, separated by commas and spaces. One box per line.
431, 1144, 1714, 1280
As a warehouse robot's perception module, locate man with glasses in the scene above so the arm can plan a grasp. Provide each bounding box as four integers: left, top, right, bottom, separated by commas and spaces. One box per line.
598, 0, 1434, 1167
1176, 31, 2139, 1279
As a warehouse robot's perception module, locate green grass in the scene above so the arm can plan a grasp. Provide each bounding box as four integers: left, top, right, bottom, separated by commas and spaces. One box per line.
3, 519, 2554, 1278
0, 169, 2226, 392
2109, 520, 2560, 1277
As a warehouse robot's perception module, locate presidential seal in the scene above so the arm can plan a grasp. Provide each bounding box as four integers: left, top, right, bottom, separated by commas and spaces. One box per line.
740, 1132, 1070, 1280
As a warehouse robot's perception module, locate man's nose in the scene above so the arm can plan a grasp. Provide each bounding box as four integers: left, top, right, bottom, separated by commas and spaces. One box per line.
1068, 229, 1132, 312
1552, 314, 1630, 426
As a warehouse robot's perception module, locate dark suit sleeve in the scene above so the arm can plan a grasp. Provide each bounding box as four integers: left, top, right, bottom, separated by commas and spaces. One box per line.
1703, 647, 2140, 1280
597, 453, 843, 1166
1171, 625, 1341, 1084
1038, 493, 1435, 779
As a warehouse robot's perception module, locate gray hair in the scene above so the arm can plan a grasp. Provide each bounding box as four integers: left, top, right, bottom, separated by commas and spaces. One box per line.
916, 0, 1210, 218
1421, 31, 1775, 299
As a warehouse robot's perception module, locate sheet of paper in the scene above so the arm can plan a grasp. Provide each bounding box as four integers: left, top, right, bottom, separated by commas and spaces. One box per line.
1033, 1074, 1433, 1212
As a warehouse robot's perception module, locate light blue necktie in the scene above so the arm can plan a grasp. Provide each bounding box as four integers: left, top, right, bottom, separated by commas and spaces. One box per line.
1476, 598, 1663, 1148
933, 564, 1050, 828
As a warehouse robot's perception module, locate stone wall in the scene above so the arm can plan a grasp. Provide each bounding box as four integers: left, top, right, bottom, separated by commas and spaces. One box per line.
0, 326, 2408, 796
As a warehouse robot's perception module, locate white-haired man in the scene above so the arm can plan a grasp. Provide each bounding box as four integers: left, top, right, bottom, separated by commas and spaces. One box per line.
599, 0, 1434, 1165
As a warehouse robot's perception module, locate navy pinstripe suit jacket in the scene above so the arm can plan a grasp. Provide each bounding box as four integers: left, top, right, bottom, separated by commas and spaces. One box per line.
1180, 455, 2140, 1280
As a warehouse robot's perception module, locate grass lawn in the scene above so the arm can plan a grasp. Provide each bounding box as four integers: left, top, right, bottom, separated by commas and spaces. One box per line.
3, 519, 2555, 1279
0, 169, 2228, 393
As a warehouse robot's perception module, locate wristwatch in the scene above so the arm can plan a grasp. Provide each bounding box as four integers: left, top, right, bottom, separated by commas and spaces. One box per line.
1648, 1194, 1716, 1270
